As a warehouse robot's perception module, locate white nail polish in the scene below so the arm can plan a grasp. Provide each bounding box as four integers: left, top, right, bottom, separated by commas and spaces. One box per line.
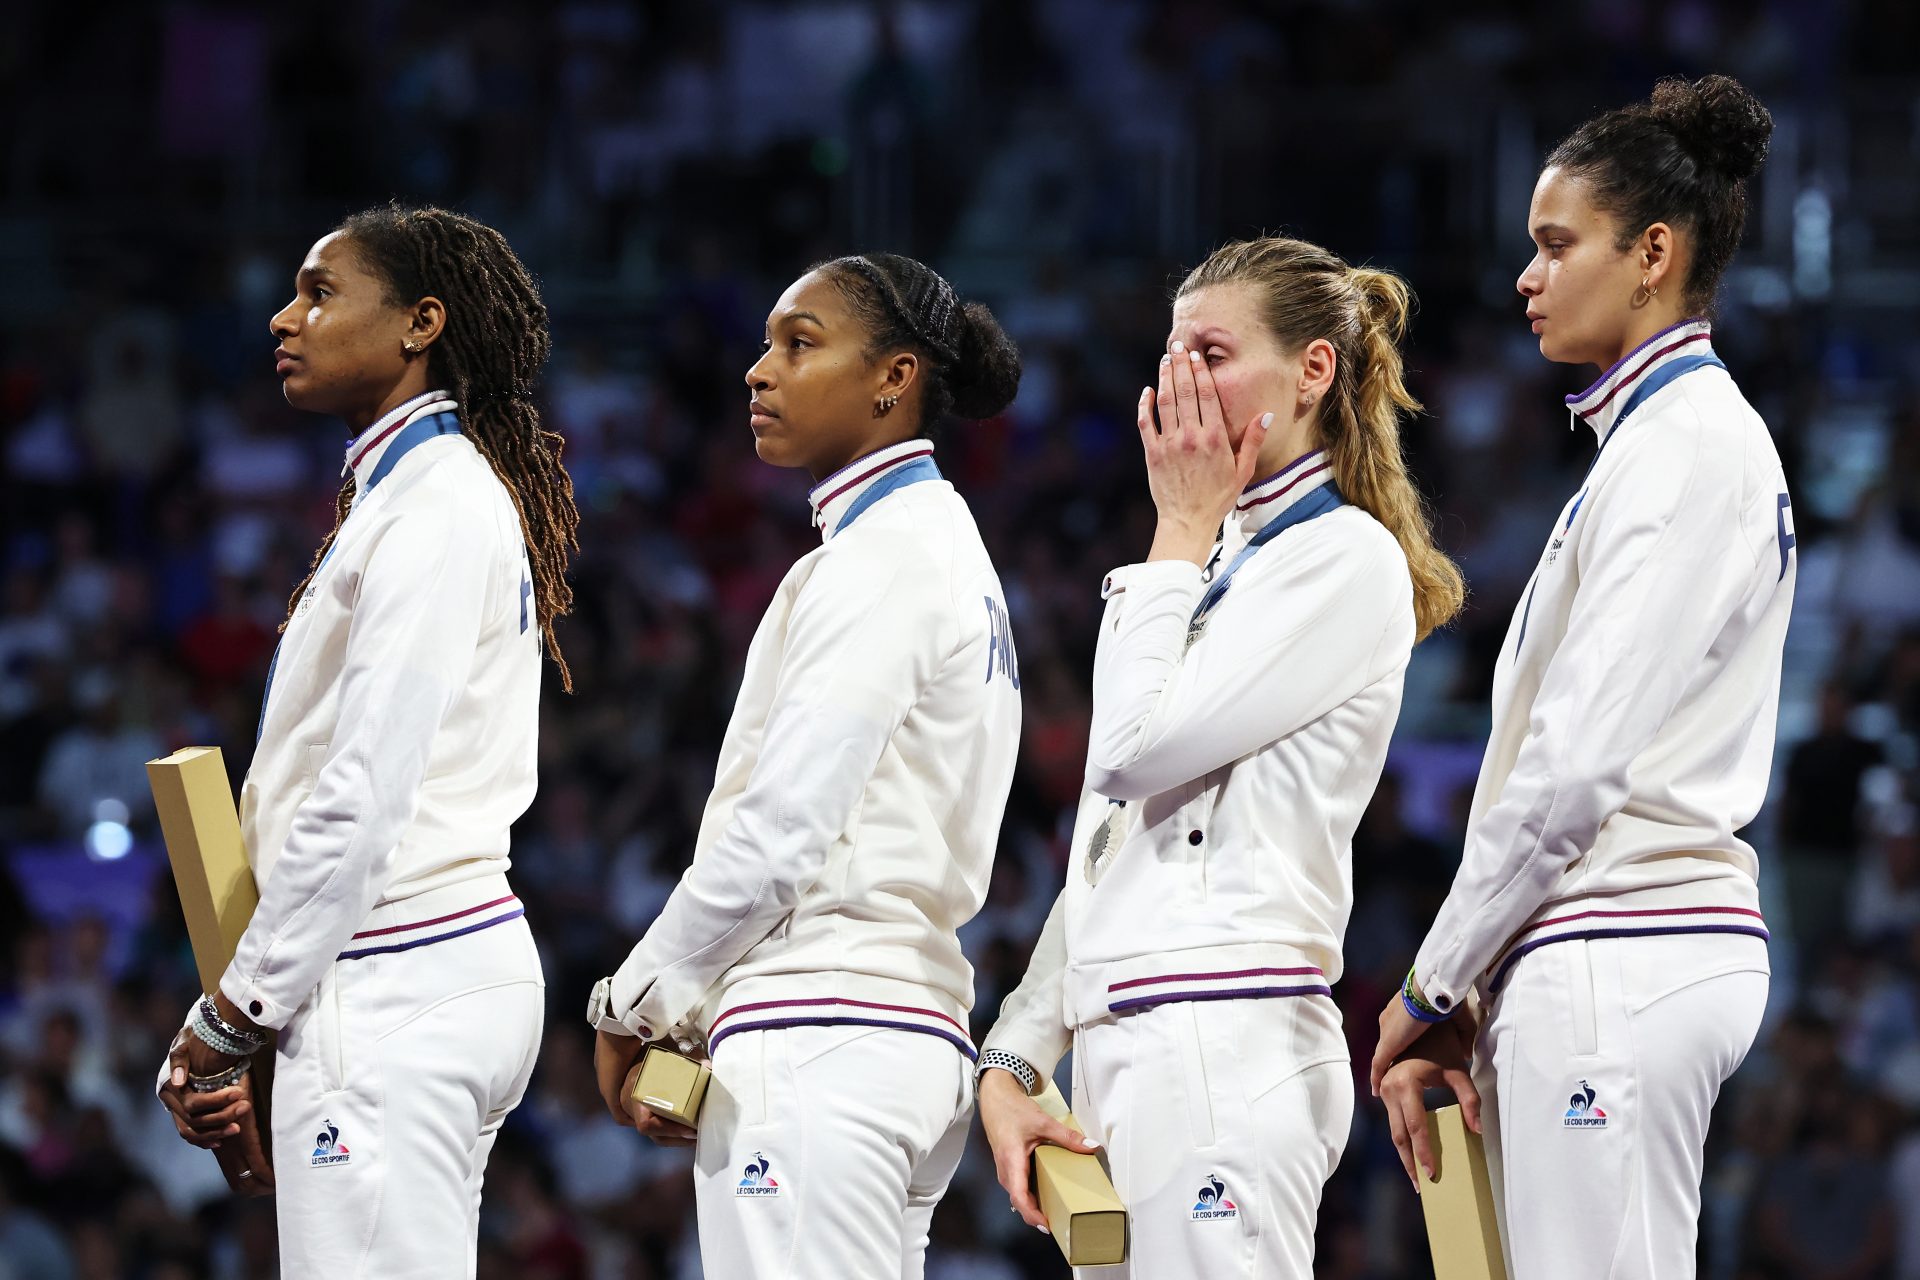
1170, 341, 1184, 354
1188, 349, 1201, 363
1261, 412, 1274, 428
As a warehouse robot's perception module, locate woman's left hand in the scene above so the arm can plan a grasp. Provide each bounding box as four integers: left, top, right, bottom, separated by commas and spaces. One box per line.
1136, 343, 1270, 565
1371, 981, 1443, 1096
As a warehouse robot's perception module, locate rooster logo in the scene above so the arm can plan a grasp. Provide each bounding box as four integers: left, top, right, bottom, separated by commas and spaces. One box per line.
1563, 1080, 1609, 1127
736, 1152, 780, 1195
1191, 1174, 1238, 1218
310, 1119, 351, 1165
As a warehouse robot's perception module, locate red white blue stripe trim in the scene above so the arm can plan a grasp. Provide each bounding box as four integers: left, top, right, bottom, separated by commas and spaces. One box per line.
707, 996, 976, 1059
1486, 906, 1767, 993
1106, 965, 1332, 1014
338, 895, 524, 960
1565, 319, 1712, 422
345, 390, 457, 480
808, 442, 936, 524
1237, 449, 1330, 512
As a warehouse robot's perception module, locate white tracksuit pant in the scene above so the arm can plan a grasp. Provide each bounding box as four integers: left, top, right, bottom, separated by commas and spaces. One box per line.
694, 1024, 975, 1280
1474, 933, 1769, 1279
1070, 994, 1353, 1279
271, 877, 544, 1279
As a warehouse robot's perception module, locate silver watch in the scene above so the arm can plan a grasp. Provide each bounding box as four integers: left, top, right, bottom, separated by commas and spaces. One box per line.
586, 976, 649, 1037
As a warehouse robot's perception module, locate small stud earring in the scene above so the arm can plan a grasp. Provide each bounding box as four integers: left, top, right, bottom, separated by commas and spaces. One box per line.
878, 394, 900, 415
403, 339, 423, 354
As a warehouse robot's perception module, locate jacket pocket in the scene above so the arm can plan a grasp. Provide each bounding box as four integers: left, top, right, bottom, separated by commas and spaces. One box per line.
1563, 940, 1600, 1059
313, 963, 348, 1094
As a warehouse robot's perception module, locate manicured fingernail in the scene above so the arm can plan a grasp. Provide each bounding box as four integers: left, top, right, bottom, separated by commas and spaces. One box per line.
1260, 412, 1273, 429
1170, 341, 1184, 354
1037, 1225, 1051, 1235
1188, 349, 1201, 363
1160, 354, 1170, 366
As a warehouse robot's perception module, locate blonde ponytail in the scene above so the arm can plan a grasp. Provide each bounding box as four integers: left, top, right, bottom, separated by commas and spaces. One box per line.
1179, 239, 1465, 642
1334, 267, 1466, 641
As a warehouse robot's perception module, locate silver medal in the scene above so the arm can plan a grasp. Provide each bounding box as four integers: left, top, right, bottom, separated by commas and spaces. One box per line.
1084, 802, 1127, 885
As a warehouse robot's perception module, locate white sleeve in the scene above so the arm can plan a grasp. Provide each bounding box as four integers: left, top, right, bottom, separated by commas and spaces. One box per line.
608, 540, 954, 1038
1083, 525, 1410, 802
1412, 424, 1766, 1010
979, 890, 1071, 1079
220, 498, 495, 1028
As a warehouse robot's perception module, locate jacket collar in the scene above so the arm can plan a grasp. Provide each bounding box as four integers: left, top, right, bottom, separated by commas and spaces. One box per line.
1232, 448, 1334, 541
344, 390, 458, 490
1566, 318, 1714, 443
808, 439, 936, 541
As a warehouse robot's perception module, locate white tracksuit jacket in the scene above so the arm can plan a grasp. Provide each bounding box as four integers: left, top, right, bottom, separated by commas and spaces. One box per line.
606, 440, 1022, 1057
1412, 318, 1795, 1013
984, 456, 1415, 1077
221, 390, 543, 1029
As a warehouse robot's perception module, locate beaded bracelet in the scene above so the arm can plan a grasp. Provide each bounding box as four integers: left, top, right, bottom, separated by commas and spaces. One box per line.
187, 1060, 252, 1094
192, 995, 270, 1057
1400, 967, 1450, 1025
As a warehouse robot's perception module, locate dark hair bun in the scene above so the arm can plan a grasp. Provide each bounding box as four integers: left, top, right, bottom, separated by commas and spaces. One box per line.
1649, 74, 1773, 182
946, 300, 1022, 420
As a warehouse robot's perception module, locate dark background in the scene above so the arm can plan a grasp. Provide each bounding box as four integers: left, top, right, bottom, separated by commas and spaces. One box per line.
1, 2, 1917, 1277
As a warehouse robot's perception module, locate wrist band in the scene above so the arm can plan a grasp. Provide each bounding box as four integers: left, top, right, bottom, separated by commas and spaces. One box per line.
1401, 968, 1450, 1025
977, 1049, 1039, 1096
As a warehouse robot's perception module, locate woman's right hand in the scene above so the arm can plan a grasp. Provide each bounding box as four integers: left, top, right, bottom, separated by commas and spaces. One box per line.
977, 1068, 1102, 1231
1137, 343, 1270, 566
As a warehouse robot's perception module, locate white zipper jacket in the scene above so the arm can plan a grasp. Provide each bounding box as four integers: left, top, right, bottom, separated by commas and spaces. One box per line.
606, 441, 1022, 1058
984, 456, 1415, 1078
1412, 319, 1794, 1015
220, 391, 542, 1029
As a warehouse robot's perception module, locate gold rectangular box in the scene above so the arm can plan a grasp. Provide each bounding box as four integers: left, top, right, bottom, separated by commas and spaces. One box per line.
629, 1045, 711, 1127
147, 746, 257, 993
1418, 1104, 1509, 1280
1032, 1081, 1127, 1267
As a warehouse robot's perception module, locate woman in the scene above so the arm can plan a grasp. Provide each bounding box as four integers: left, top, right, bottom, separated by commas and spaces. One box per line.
977, 236, 1464, 1277
586, 254, 1024, 1279
156, 204, 578, 1278
1373, 75, 1790, 1279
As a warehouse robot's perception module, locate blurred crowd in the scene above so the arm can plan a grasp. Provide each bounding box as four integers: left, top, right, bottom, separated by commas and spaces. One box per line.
3, 1, 1918, 1277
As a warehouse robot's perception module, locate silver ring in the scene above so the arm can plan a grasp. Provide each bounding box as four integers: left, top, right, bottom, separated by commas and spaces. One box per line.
238, 1170, 252, 1178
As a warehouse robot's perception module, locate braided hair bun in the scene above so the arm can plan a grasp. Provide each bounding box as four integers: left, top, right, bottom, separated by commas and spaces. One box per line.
947, 302, 1022, 419
822, 254, 1022, 425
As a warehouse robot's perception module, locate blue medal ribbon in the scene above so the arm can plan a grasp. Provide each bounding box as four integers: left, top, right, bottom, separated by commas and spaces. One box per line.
1588, 352, 1727, 474
837, 455, 943, 531
257, 410, 464, 741
1190, 482, 1346, 628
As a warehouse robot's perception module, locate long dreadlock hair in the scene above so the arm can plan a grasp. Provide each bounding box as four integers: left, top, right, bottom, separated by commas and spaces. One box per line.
282, 203, 581, 690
